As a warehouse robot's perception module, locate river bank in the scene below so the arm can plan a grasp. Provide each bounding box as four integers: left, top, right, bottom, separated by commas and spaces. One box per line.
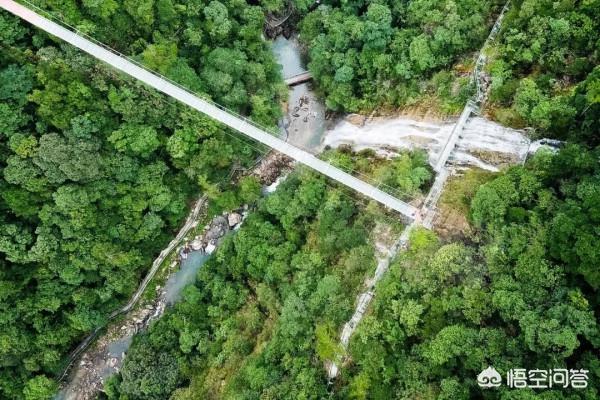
56, 152, 294, 400
272, 34, 539, 174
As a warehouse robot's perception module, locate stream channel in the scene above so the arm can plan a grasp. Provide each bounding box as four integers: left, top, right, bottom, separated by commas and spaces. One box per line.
273, 36, 542, 172
58, 32, 548, 400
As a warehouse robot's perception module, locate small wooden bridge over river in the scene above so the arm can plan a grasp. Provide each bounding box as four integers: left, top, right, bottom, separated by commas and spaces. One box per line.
284, 71, 312, 86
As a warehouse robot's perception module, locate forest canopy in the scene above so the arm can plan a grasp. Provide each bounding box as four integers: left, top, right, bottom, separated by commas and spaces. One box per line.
104, 146, 600, 400
297, 0, 505, 112
1, 0, 599, 399
338, 146, 600, 399
486, 0, 600, 145
0, 1, 284, 397
104, 166, 426, 399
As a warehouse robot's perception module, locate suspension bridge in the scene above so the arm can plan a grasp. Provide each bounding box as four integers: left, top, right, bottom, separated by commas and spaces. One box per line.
425, 1, 511, 225
0, 0, 418, 220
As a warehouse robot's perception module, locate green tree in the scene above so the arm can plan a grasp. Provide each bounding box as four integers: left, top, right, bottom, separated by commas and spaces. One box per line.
109, 125, 161, 158
22, 376, 57, 400
119, 337, 181, 399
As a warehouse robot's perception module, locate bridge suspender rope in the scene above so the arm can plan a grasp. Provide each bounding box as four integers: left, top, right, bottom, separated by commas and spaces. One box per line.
0, 0, 418, 220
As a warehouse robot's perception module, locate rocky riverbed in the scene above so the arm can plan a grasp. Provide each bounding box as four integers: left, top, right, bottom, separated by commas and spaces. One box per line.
321, 114, 533, 172
56, 209, 246, 400
57, 151, 294, 400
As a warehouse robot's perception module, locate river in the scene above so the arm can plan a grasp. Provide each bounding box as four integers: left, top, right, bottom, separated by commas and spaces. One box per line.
56, 251, 211, 400
271, 36, 535, 172
272, 36, 326, 152
163, 251, 210, 305
323, 116, 533, 172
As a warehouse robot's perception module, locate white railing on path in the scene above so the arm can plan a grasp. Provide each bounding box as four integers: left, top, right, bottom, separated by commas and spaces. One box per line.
434, 1, 510, 172
328, 1, 512, 381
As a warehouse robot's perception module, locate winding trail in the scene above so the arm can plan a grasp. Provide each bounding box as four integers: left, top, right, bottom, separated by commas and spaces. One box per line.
57, 195, 207, 382
327, 223, 414, 379
326, 1, 511, 379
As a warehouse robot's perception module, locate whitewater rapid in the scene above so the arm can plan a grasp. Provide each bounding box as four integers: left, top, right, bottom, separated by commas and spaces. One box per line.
321, 116, 541, 172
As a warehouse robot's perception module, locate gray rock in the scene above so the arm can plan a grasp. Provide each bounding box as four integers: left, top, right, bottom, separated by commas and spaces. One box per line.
190, 238, 203, 251
205, 216, 229, 240
205, 242, 216, 254
228, 212, 242, 227
346, 113, 366, 126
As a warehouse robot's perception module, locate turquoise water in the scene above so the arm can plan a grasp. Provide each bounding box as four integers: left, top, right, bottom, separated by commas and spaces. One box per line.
271, 35, 305, 79
271, 36, 326, 152
164, 251, 210, 305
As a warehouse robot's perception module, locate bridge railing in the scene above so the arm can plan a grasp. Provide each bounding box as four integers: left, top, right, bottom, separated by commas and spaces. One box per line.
15, 0, 286, 145
471, 1, 511, 107
15, 0, 422, 205
434, 1, 510, 170
265, 1, 294, 28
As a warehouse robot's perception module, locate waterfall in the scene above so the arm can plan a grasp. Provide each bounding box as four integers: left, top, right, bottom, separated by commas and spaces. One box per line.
321, 115, 560, 172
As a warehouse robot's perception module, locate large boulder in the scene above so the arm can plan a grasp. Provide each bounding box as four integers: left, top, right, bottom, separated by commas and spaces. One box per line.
346, 113, 366, 126
190, 237, 203, 251
228, 212, 242, 227
205, 216, 229, 240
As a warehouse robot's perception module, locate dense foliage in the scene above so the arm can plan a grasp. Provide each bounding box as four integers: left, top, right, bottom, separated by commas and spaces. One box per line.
322, 147, 433, 200
2, 0, 598, 399
105, 170, 401, 399
339, 146, 600, 399
486, 0, 599, 145
25, 0, 286, 125
297, 0, 504, 112
109, 144, 600, 400
0, 1, 283, 397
